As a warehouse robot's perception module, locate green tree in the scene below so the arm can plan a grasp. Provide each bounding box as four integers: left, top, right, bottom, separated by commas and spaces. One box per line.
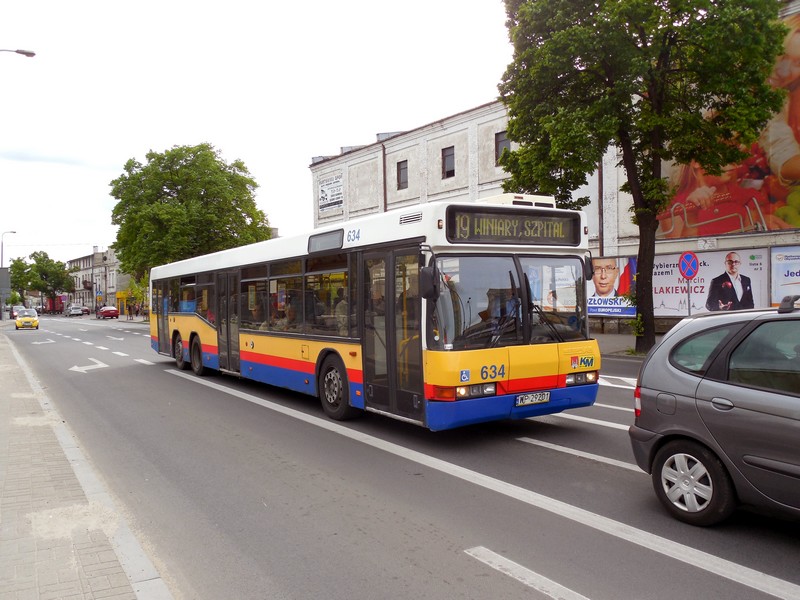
499, 0, 786, 352
19, 252, 76, 308
110, 142, 271, 279
125, 272, 149, 314
9, 257, 31, 299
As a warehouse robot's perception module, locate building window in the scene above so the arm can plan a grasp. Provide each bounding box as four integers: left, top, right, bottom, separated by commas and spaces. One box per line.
442, 146, 455, 179
495, 131, 511, 165
397, 160, 408, 190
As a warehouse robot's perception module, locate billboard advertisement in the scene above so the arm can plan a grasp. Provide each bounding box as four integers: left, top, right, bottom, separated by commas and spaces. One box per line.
587, 256, 636, 317
771, 245, 800, 305
651, 249, 769, 317
656, 13, 800, 241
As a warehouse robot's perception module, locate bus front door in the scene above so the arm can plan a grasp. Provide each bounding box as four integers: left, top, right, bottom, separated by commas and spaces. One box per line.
362, 251, 424, 423
155, 282, 170, 354
216, 272, 240, 373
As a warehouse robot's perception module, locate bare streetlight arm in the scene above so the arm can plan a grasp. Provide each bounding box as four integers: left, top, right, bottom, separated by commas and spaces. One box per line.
0, 49, 35, 57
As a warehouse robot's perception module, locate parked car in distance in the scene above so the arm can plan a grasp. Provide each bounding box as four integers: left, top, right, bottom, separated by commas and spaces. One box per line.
630, 296, 800, 526
67, 305, 84, 317
97, 306, 119, 319
10, 305, 25, 319
15, 308, 39, 330
81, 306, 90, 314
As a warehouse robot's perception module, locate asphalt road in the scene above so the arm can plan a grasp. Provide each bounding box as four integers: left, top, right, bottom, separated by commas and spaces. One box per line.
8, 315, 800, 600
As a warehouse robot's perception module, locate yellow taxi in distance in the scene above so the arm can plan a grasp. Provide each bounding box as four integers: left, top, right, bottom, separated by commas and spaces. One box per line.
15, 308, 39, 330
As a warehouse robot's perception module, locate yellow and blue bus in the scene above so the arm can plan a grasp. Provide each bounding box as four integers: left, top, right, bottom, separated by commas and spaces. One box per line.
149, 193, 600, 431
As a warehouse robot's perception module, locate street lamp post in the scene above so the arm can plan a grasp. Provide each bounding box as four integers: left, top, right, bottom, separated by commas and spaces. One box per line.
1, 230, 17, 321
0, 49, 35, 58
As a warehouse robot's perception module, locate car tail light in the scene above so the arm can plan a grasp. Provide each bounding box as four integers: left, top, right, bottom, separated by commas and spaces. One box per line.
634, 386, 641, 418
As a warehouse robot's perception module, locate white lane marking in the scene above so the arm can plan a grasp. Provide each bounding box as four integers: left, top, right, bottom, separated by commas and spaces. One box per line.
465, 546, 590, 600
543, 413, 630, 431
169, 369, 800, 600
32, 339, 55, 345
135, 359, 155, 365
517, 438, 643, 473
96, 346, 109, 350
83, 341, 93, 346
593, 402, 633, 413
68, 358, 109, 374
112, 351, 129, 357
599, 376, 637, 389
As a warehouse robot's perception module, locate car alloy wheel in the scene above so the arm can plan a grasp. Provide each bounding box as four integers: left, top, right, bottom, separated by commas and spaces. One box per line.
652, 440, 736, 526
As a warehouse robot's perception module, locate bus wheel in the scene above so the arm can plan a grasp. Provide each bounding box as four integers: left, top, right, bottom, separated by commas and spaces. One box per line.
174, 335, 188, 370
319, 355, 359, 420
190, 337, 206, 376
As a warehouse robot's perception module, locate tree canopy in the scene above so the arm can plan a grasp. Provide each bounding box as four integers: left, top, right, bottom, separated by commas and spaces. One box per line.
10, 252, 76, 306
110, 143, 272, 279
499, 0, 786, 351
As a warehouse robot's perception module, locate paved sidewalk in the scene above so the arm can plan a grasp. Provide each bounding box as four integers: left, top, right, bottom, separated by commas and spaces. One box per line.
0, 320, 172, 600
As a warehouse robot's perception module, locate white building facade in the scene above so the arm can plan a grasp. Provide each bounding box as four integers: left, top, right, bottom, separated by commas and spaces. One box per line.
67, 247, 123, 310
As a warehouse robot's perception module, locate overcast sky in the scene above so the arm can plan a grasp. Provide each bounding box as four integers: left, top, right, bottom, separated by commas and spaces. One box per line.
0, 1, 512, 266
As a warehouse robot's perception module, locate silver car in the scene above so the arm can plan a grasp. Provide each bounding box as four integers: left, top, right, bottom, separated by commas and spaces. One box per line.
629, 296, 800, 526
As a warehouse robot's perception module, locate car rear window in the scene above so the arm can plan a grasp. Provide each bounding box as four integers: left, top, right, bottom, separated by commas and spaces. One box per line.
670, 326, 738, 375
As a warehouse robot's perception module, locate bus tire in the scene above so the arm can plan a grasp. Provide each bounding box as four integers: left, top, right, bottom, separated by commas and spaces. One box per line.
319, 355, 360, 421
190, 336, 206, 376
174, 334, 188, 370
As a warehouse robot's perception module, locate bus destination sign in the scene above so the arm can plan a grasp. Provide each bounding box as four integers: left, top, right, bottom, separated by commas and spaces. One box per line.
446, 207, 580, 246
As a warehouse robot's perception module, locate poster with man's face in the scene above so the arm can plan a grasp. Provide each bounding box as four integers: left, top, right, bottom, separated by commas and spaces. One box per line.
587, 256, 636, 317
652, 249, 768, 316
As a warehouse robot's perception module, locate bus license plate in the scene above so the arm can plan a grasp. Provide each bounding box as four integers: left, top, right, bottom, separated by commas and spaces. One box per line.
515, 392, 550, 407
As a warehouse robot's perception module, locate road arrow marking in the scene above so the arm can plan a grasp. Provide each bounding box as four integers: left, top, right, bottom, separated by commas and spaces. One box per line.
32, 339, 55, 345
69, 358, 109, 374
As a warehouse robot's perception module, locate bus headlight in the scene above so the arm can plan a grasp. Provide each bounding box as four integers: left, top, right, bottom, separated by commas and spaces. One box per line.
434, 382, 497, 401
566, 371, 598, 386
456, 383, 496, 398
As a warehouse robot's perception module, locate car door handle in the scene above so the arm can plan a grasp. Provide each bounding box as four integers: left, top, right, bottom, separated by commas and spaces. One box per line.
711, 397, 734, 411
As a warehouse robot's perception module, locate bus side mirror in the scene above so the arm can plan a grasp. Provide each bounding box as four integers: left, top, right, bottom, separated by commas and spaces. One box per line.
420, 266, 439, 300
585, 259, 595, 281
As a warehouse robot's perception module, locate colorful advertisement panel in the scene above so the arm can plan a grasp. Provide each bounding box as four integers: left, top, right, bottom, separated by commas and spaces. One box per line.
652, 249, 769, 317
771, 245, 800, 305
656, 13, 800, 240
587, 256, 636, 317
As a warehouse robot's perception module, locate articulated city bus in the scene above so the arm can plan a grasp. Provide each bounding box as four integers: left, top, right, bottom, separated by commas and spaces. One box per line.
149, 193, 600, 431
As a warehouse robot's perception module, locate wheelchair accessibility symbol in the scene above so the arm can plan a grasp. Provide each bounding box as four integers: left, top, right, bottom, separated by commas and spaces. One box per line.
460, 370, 470, 382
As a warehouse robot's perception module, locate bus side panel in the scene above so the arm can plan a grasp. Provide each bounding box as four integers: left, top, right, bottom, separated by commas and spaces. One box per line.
150, 318, 159, 353
239, 334, 364, 401
172, 314, 219, 369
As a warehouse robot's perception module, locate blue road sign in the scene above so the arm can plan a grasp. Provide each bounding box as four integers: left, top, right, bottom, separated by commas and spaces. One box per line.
679, 251, 699, 280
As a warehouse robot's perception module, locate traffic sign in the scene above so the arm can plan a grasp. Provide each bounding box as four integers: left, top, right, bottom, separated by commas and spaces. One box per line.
679, 251, 699, 280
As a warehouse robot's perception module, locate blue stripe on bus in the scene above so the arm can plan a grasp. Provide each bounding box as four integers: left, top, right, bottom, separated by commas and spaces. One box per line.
204, 353, 220, 370
425, 384, 599, 432
241, 360, 365, 408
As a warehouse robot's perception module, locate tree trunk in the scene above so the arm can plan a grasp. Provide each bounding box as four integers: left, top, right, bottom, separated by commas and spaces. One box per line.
635, 211, 659, 354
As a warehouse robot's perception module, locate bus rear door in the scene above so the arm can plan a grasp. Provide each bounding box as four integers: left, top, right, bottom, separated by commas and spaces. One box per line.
216, 272, 240, 373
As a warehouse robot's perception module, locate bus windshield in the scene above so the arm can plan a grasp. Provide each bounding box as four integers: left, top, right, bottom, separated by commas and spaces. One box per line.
429, 255, 588, 350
